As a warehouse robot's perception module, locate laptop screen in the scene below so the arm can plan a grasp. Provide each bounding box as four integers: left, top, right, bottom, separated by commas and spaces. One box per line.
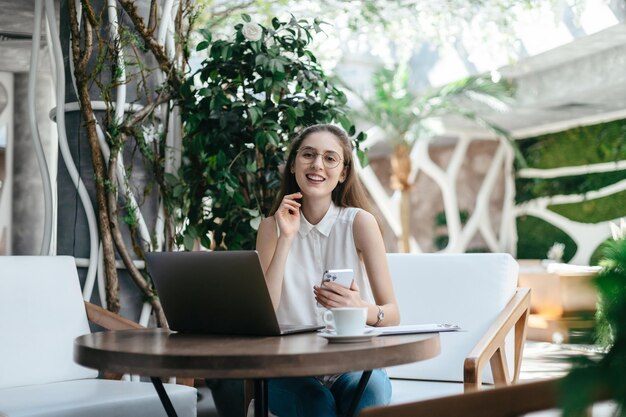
145, 251, 320, 335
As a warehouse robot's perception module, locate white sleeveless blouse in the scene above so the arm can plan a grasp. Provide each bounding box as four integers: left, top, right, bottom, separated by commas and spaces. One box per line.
276, 203, 375, 326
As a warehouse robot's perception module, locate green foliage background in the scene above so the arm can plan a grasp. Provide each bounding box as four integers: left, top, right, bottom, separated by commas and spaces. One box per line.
516, 118, 626, 263
517, 118, 626, 169
561, 238, 626, 415
174, 16, 364, 251
516, 215, 578, 262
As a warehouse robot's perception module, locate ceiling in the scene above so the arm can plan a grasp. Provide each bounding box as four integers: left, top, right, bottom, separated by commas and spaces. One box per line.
446, 21, 626, 138
1, 0, 625, 137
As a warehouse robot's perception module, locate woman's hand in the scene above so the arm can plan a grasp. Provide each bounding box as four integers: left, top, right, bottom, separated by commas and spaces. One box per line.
275, 192, 302, 239
314, 280, 364, 309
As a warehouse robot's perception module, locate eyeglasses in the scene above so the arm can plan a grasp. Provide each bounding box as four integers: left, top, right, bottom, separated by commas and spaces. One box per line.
296, 146, 344, 169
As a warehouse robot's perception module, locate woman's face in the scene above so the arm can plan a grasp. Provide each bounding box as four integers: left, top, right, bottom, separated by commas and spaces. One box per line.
292, 131, 346, 200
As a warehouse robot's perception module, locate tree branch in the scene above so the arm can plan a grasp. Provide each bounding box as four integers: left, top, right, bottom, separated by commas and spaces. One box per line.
107, 144, 169, 328
80, 0, 99, 28
121, 91, 172, 132
147, 0, 158, 35
68, 0, 121, 313
117, 0, 182, 91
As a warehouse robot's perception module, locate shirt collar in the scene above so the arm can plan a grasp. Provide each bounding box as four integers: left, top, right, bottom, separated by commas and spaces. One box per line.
299, 202, 340, 237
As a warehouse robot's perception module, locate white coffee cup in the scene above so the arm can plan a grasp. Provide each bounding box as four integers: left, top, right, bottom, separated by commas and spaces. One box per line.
323, 307, 367, 336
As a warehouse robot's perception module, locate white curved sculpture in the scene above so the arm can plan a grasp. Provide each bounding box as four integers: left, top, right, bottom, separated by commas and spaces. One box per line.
358, 129, 517, 255
358, 123, 624, 265
38, 0, 182, 324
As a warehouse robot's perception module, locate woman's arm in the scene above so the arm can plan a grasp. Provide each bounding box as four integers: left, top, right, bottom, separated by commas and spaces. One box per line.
353, 210, 400, 326
257, 217, 288, 309
313, 210, 400, 326
256, 193, 302, 310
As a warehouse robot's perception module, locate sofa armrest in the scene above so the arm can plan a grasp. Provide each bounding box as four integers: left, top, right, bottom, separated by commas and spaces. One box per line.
84, 301, 144, 330
463, 287, 530, 391
361, 378, 559, 417
83, 301, 194, 387
361, 376, 611, 417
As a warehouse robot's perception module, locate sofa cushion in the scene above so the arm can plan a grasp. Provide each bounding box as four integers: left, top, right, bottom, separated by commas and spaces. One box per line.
0, 256, 97, 389
385, 253, 518, 383
0, 379, 197, 417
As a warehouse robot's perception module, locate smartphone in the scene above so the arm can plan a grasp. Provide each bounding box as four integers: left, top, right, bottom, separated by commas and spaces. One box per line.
320, 269, 354, 289
317, 269, 354, 308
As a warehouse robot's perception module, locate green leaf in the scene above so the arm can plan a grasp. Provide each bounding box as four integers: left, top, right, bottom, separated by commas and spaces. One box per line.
216, 150, 227, 167
196, 41, 209, 51
223, 180, 237, 197
337, 115, 354, 135
285, 107, 296, 130
244, 208, 260, 217
164, 173, 179, 186
172, 184, 185, 198
241, 14, 251, 22
249, 216, 262, 231
246, 161, 257, 172
266, 131, 280, 146
183, 234, 195, 251
254, 130, 267, 148
199, 29, 212, 43
200, 234, 212, 249
221, 45, 232, 60
357, 148, 369, 167
273, 71, 286, 81
255, 54, 269, 68
248, 106, 263, 125
319, 83, 326, 104
269, 59, 285, 73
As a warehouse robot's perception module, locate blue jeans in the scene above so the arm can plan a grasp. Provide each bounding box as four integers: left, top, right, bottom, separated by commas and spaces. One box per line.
205, 379, 246, 417
268, 369, 392, 417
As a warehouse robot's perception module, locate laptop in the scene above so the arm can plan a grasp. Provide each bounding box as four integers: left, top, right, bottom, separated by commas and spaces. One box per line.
145, 250, 324, 336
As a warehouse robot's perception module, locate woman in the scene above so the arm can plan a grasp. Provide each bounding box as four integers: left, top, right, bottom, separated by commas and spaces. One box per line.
256, 124, 400, 417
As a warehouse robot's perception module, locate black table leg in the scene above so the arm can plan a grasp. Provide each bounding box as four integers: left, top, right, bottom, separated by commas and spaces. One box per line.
254, 378, 269, 417
150, 377, 179, 417
346, 370, 373, 417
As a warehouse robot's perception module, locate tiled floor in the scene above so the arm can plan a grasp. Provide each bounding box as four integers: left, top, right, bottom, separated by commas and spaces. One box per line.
519, 341, 604, 381
196, 340, 605, 416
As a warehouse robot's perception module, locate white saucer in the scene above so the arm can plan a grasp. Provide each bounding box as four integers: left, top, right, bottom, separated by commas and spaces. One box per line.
318, 330, 381, 343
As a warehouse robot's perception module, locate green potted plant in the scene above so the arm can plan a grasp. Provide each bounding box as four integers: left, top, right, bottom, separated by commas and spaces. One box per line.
175, 15, 364, 250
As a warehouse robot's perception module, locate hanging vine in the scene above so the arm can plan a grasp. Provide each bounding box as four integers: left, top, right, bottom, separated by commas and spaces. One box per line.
66, 0, 196, 327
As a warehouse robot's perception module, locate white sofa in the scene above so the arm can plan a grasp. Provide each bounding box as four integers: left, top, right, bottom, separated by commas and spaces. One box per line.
385, 253, 530, 404
0, 256, 197, 417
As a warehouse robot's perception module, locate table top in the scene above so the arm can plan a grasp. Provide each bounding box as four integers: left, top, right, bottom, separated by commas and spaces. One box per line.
74, 329, 440, 378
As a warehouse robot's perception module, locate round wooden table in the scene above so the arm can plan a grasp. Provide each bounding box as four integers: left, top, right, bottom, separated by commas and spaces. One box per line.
75, 329, 440, 417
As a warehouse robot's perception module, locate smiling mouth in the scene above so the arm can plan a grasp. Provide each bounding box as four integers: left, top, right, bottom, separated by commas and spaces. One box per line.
305, 174, 325, 183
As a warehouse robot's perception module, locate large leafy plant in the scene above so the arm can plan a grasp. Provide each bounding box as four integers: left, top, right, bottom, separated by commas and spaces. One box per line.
175, 16, 364, 250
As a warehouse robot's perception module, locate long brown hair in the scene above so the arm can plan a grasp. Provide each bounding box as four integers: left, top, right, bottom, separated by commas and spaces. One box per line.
270, 124, 376, 216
